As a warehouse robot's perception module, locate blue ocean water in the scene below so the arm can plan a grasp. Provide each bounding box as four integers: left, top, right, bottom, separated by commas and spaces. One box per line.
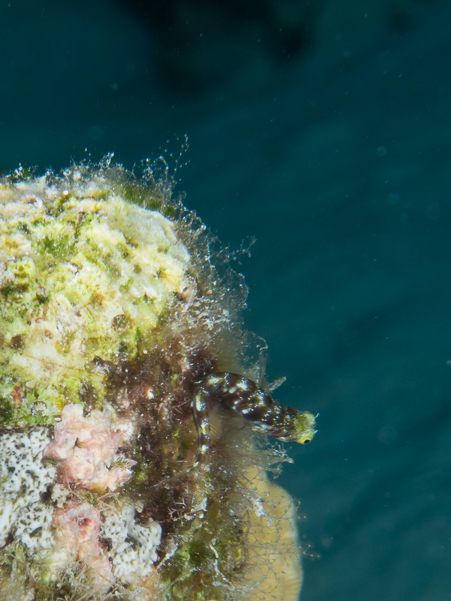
1, 1, 450, 599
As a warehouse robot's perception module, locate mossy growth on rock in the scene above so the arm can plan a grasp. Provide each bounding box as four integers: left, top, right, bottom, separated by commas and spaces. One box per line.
0, 159, 305, 601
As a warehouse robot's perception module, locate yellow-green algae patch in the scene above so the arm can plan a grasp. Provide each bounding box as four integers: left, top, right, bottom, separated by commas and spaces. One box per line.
0, 162, 306, 601
0, 169, 190, 421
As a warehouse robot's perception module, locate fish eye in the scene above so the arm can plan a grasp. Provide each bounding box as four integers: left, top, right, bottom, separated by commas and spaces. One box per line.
303, 439, 311, 444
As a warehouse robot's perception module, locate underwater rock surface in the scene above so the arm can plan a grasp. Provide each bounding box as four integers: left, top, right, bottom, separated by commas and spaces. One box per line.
0, 162, 308, 600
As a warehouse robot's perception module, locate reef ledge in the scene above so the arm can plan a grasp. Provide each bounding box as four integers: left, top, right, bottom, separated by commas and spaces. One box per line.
0, 160, 310, 601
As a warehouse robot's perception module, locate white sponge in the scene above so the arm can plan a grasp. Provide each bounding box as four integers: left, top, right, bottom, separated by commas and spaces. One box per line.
101, 503, 162, 581
0, 427, 56, 549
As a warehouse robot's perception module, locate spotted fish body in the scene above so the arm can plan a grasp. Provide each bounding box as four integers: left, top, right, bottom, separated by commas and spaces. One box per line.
191, 372, 317, 467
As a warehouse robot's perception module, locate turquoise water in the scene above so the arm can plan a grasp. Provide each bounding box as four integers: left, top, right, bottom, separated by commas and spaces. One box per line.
1, 1, 450, 599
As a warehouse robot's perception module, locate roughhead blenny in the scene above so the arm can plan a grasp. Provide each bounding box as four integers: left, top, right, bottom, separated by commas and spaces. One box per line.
192, 372, 317, 466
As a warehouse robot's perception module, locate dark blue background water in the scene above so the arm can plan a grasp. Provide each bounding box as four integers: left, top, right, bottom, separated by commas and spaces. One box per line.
1, 1, 450, 599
